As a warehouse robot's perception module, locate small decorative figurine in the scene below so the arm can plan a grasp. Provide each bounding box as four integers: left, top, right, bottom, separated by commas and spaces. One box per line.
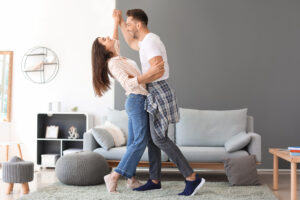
68, 126, 79, 139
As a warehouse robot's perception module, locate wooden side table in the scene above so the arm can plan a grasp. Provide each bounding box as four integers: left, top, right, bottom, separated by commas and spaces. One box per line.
269, 148, 300, 200
0, 142, 23, 161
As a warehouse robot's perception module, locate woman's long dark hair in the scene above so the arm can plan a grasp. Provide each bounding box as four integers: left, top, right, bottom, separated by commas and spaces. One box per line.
91, 37, 114, 97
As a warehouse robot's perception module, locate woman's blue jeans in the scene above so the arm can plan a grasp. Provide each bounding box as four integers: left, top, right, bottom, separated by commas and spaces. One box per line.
114, 94, 149, 178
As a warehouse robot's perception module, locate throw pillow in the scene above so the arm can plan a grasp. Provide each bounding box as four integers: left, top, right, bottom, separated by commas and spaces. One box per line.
100, 121, 126, 147
106, 108, 128, 137
224, 132, 251, 153
91, 128, 115, 150
224, 155, 260, 186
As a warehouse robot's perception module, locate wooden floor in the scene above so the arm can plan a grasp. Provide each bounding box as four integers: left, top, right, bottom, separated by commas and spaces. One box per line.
0, 168, 298, 200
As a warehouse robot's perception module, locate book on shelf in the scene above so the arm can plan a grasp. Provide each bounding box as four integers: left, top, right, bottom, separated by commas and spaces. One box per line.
288, 147, 300, 150
290, 150, 300, 153
290, 152, 300, 156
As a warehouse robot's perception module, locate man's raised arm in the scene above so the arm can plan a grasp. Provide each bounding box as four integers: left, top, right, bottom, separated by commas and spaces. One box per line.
116, 9, 139, 51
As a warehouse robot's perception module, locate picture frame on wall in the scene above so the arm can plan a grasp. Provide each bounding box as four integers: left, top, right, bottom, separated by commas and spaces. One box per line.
45, 125, 59, 138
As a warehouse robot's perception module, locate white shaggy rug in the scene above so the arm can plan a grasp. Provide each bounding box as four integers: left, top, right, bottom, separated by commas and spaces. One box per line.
17, 180, 278, 200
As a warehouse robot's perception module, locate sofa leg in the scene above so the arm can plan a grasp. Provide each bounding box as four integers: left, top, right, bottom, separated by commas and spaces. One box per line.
22, 183, 29, 194
6, 183, 14, 194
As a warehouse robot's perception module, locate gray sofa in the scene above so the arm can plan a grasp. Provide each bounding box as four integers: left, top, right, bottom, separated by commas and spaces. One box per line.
83, 108, 261, 169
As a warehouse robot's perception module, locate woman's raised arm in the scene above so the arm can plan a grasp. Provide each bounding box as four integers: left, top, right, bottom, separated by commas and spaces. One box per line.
112, 10, 120, 40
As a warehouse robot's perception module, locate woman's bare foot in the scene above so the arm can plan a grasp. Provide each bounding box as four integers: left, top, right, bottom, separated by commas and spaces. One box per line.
127, 177, 143, 189
104, 174, 118, 193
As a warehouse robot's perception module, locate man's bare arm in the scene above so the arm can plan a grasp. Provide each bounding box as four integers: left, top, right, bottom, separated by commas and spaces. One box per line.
137, 56, 165, 84
119, 18, 139, 51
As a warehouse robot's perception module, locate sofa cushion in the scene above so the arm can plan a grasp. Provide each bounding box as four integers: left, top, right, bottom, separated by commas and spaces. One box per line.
176, 108, 248, 147
178, 146, 249, 162
224, 155, 260, 186
91, 128, 115, 150
93, 146, 169, 162
106, 108, 176, 142
224, 131, 251, 153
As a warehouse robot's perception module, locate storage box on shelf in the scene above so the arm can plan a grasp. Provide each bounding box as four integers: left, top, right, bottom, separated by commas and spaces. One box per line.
41, 154, 59, 167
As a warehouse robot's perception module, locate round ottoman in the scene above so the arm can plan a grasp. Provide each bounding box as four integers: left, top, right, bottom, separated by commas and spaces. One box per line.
2, 156, 34, 194
55, 152, 109, 186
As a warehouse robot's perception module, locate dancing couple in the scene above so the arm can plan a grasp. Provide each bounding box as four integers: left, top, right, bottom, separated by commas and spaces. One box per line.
91, 8, 205, 196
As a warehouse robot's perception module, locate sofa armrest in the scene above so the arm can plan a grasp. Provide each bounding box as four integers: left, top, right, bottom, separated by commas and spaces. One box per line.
83, 130, 100, 152
246, 132, 261, 163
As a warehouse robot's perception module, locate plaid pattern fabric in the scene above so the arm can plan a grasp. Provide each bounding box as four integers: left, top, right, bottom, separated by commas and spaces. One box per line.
145, 80, 180, 138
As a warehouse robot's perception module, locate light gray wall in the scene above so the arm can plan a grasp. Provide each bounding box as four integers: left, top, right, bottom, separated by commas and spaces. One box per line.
116, 0, 300, 169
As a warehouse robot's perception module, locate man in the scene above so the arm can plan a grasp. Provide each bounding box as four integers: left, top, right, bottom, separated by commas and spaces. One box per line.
115, 9, 205, 196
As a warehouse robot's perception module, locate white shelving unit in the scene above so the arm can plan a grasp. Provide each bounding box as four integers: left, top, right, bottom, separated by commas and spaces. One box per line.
36, 112, 93, 166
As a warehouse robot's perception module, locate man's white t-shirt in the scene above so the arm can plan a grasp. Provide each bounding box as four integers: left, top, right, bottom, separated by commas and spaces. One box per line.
138, 33, 169, 82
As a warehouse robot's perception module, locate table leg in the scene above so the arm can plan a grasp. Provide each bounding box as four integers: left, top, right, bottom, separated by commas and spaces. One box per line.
5, 145, 9, 161
17, 144, 23, 159
291, 162, 297, 200
273, 154, 279, 190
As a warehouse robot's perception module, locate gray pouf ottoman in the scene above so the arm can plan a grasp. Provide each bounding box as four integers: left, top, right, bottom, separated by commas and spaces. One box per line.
55, 152, 109, 186
2, 156, 34, 194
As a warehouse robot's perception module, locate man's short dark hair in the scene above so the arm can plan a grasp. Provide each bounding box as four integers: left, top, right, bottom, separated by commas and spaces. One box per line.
126, 9, 148, 26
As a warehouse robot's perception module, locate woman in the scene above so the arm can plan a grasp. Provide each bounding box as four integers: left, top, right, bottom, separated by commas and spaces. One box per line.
91, 11, 163, 193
